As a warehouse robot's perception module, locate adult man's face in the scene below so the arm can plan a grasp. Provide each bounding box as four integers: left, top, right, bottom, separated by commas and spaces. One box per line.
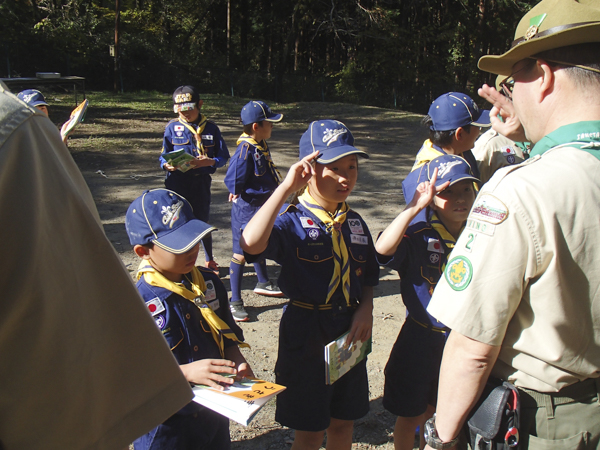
511, 58, 540, 143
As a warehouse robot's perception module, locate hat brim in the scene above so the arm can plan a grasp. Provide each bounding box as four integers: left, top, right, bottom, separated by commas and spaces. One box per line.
174, 102, 196, 113
31, 101, 49, 107
263, 113, 283, 123
436, 174, 480, 189
153, 220, 216, 254
478, 23, 600, 75
471, 110, 491, 127
317, 146, 369, 164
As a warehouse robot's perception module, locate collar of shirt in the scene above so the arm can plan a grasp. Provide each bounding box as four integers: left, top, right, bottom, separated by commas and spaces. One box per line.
530, 120, 600, 160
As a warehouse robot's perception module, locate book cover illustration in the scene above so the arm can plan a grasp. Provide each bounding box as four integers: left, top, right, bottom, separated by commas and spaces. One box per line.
60, 99, 89, 140
325, 331, 372, 385
161, 149, 197, 172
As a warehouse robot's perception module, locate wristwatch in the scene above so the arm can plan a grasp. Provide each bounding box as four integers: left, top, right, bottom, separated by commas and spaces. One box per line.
424, 414, 459, 449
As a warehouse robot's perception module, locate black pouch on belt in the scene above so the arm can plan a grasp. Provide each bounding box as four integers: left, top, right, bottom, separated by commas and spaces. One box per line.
467, 379, 520, 450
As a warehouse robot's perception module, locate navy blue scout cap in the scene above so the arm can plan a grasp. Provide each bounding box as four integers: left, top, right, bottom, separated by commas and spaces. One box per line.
428, 92, 491, 131
173, 85, 200, 113
299, 119, 369, 164
126, 189, 216, 254
17, 89, 48, 107
427, 154, 480, 188
240, 100, 283, 125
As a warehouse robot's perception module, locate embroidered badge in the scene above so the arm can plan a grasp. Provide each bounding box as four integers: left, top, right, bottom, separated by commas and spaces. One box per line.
445, 256, 473, 291
174, 125, 184, 131
355, 267, 363, 277
161, 200, 183, 228
204, 280, 217, 302
429, 253, 440, 264
347, 218, 364, 235
350, 234, 368, 245
308, 228, 320, 240
146, 297, 166, 316
437, 160, 462, 178
470, 194, 508, 225
427, 238, 444, 253
466, 218, 495, 236
300, 217, 319, 228
201, 134, 213, 141
155, 315, 166, 329
322, 127, 347, 146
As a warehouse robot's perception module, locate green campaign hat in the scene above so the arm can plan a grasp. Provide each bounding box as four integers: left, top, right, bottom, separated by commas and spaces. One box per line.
478, 0, 600, 75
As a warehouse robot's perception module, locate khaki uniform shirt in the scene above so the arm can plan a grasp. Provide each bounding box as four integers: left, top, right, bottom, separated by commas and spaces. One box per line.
472, 129, 525, 184
428, 121, 600, 392
0, 84, 192, 449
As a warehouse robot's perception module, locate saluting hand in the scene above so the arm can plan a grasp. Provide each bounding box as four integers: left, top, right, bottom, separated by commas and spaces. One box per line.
478, 84, 528, 142
281, 150, 319, 194
408, 168, 449, 212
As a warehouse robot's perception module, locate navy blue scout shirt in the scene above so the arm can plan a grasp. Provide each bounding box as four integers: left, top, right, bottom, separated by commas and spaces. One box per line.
224, 140, 279, 206
160, 118, 229, 175
246, 203, 379, 302
136, 267, 244, 413
377, 222, 449, 328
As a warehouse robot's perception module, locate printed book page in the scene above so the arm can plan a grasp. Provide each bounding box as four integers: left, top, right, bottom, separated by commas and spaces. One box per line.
324, 331, 372, 385
60, 99, 89, 140
161, 149, 197, 172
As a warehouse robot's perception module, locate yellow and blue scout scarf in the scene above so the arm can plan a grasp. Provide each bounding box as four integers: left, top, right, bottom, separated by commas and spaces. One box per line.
179, 114, 208, 157
298, 190, 351, 306
237, 133, 282, 183
430, 212, 462, 271
137, 261, 249, 357
412, 139, 444, 171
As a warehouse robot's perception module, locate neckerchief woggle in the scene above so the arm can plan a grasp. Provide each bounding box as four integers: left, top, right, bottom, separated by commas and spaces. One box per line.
237, 133, 282, 183
179, 114, 208, 157
298, 190, 351, 306
137, 261, 249, 357
430, 212, 462, 271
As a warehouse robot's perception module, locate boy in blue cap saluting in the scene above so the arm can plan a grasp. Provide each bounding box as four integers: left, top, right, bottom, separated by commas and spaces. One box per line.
224, 100, 285, 322
126, 188, 252, 449
376, 155, 478, 450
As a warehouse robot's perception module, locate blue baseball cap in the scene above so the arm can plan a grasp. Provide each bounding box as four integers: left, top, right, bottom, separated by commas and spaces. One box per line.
125, 189, 216, 254
428, 92, 491, 131
427, 154, 480, 188
240, 101, 283, 125
299, 119, 369, 164
17, 89, 48, 107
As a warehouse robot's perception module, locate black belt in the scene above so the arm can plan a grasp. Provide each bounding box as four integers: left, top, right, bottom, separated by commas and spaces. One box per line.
289, 299, 359, 311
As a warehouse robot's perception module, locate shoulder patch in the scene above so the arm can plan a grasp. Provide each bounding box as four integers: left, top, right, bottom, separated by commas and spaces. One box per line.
470, 193, 509, 225
445, 256, 473, 291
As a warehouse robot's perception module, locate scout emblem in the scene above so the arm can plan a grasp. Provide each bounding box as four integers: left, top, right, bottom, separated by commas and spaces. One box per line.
524, 13, 547, 41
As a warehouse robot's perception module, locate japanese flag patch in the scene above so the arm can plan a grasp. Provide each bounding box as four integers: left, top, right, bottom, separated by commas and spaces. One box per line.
174, 125, 184, 132
427, 238, 444, 253
146, 297, 165, 316
347, 218, 364, 235
300, 217, 319, 228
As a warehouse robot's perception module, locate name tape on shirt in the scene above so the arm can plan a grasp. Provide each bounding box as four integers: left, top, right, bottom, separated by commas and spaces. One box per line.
466, 218, 495, 236
351, 234, 368, 245
201, 134, 213, 141
470, 193, 508, 225
427, 238, 444, 253
300, 217, 319, 228
347, 218, 364, 235
146, 297, 165, 316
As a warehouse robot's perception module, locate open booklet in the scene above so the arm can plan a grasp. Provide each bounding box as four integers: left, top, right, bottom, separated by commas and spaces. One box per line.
60, 99, 89, 140
192, 376, 286, 426
325, 331, 372, 385
161, 149, 197, 172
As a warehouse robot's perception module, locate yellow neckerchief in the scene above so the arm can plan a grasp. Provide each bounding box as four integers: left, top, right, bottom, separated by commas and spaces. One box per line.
298, 190, 351, 306
137, 261, 249, 356
179, 114, 208, 157
411, 139, 444, 171
237, 133, 282, 183
430, 212, 463, 271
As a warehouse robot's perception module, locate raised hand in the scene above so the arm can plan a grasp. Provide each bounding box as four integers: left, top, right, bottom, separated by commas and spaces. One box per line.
281, 150, 320, 193
478, 84, 527, 142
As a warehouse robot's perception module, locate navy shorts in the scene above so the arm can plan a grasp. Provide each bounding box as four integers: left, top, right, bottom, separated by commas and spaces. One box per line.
165, 172, 211, 222
275, 303, 370, 431
383, 317, 447, 417
230, 196, 261, 254
133, 407, 230, 450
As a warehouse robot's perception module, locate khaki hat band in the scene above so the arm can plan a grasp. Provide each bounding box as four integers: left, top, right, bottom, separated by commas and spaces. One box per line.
511, 21, 600, 48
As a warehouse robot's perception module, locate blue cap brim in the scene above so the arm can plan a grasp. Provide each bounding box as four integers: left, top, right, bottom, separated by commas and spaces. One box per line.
472, 110, 491, 127
436, 174, 480, 189
264, 113, 283, 123
316, 146, 369, 164
153, 220, 217, 254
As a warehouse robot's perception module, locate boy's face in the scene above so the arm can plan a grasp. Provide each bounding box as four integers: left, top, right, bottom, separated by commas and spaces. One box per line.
308, 155, 358, 212
253, 121, 274, 141
139, 243, 200, 282
432, 179, 476, 225
36, 105, 49, 116
178, 100, 203, 123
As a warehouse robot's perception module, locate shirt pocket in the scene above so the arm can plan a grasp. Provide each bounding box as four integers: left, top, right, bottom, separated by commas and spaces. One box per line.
171, 136, 190, 146
296, 245, 333, 263
253, 152, 268, 176
349, 245, 368, 264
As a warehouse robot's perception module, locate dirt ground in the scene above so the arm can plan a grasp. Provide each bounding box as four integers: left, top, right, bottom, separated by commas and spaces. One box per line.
65, 95, 428, 449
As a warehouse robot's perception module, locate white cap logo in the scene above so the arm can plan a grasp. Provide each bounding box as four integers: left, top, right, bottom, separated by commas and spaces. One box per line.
161, 200, 183, 228
437, 160, 462, 178
322, 127, 347, 146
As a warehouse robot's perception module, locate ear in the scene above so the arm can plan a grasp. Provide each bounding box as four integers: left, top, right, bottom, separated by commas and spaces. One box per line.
197, 100, 204, 109
535, 59, 555, 101
252, 122, 260, 133
455, 126, 467, 141
134, 244, 151, 259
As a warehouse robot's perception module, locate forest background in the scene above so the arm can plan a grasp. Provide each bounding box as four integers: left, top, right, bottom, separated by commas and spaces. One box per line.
2, 0, 537, 113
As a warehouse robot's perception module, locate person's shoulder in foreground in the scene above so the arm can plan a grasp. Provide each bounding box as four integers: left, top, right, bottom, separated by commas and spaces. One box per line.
0, 82, 192, 450
424, 1, 600, 449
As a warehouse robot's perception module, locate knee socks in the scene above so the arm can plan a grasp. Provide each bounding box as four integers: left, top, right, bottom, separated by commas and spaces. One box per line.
229, 257, 244, 303
253, 259, 269, 284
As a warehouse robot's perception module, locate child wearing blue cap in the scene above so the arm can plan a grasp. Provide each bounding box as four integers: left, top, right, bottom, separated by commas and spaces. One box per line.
241, 120, 379, 449
125, 188, 252, 450
160, 86, 230, 275
402, 92, 488, 224
375, 155, 479, 450
224, 100, 285, 322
